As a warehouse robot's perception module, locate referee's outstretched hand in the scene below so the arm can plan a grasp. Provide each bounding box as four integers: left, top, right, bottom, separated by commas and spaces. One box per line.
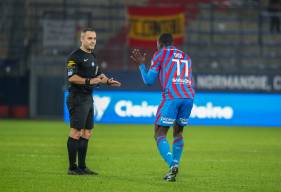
107, 78, 121, 87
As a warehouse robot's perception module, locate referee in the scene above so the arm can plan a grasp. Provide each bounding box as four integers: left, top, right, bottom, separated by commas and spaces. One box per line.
66, 28, 121, 175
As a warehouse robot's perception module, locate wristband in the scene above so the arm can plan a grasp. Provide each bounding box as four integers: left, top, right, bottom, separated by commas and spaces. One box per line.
85, 78, 91, 85
107, 79, 110, 85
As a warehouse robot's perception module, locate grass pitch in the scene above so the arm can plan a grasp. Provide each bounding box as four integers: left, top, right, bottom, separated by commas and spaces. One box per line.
0, 120, 280, 192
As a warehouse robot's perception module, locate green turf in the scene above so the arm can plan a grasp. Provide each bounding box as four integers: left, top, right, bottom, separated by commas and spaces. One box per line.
0, 120, 280, 192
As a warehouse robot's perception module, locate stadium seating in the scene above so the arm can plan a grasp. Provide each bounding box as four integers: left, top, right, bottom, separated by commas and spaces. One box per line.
1, 0, 280, 118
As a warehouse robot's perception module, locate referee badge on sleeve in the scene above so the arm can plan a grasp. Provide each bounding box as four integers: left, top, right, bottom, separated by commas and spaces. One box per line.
67, 60, 76, 68
68, 69, 73, 76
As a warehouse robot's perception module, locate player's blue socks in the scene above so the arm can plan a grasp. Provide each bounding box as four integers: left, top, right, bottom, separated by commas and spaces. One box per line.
172, 136, 184, 166
156, 136, 173, 167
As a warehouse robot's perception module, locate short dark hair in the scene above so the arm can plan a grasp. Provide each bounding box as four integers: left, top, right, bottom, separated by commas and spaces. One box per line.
81, 27, 95, 33
158, 33, 173, 47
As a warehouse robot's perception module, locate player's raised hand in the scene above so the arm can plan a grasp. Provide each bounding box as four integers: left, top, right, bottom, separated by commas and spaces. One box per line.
130, 49, 146, 65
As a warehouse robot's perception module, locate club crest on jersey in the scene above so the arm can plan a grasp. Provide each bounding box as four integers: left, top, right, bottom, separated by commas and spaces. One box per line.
91, 62, 95, 67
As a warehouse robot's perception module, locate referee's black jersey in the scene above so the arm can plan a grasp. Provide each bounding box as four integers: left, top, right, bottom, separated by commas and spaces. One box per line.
66, 48, 102, 94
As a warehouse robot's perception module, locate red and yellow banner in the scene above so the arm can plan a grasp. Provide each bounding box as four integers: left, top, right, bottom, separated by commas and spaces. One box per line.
128, 7, 185, 48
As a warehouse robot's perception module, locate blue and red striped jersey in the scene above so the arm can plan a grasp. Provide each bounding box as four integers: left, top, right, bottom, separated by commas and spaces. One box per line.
139, 46, 195, 100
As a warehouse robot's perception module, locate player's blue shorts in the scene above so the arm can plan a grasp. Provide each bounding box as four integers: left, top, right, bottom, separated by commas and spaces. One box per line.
155, 99, 193, 127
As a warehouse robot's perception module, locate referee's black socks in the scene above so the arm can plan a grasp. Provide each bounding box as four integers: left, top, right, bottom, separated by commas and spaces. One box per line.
78, 137, 89, 169
67, 137, 79, 170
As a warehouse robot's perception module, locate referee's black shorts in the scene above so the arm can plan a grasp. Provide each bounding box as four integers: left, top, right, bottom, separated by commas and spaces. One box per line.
67, 92, 94, 130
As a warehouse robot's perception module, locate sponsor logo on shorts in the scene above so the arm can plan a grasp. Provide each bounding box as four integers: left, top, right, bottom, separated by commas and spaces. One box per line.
160, 117, 175, 124
179, 118, 188, 124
